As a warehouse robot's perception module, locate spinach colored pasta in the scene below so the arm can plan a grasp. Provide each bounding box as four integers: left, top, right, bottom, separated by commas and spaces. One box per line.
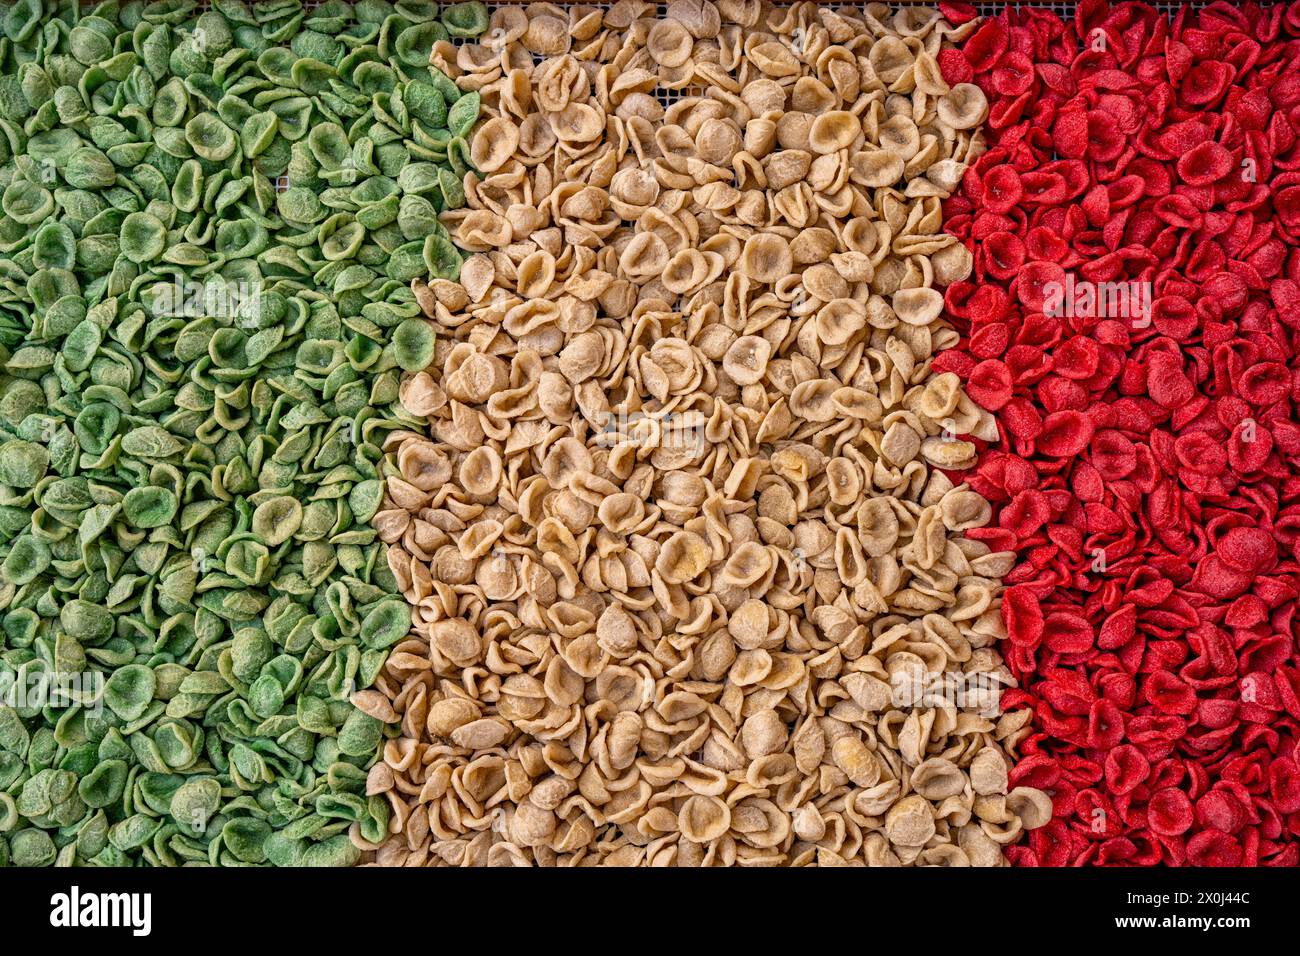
0, 0, 485, 866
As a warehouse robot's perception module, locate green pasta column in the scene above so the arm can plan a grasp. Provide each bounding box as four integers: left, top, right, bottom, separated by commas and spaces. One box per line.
0, 0, 485, 866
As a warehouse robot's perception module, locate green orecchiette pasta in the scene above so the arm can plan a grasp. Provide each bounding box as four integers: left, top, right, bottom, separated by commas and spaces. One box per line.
0, 0, 486, 868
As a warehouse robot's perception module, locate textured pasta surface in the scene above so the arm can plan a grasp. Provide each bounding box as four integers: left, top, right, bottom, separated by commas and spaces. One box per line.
0, 0, 487, 867
360, 0, 1051, 867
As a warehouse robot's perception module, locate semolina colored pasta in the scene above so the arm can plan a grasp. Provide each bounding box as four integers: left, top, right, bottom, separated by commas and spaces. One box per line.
360, 1, 1049, 867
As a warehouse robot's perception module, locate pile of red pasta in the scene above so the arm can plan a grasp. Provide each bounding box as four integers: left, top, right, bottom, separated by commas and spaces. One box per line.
936, 0, 1300, 865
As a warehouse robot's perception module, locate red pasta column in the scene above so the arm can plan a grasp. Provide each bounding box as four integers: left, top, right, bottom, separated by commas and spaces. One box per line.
937, 1, 1300, 866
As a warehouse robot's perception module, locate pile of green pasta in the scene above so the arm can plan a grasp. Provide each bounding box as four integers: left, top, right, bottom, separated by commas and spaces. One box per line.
0, 0, 487, 866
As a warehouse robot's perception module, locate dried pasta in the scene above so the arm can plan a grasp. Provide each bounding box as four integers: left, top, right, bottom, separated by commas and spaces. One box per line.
358, 1, 1049, 867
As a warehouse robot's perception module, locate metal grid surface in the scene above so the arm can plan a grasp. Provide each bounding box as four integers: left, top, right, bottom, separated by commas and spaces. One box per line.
979, 1, 1203, 11
186, 1, 1218, 16
190, 0, 1218, 190
454, 1, 1217, 106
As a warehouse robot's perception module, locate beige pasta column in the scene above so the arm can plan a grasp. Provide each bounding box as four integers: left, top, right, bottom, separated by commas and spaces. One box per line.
360, 2, 1052, 867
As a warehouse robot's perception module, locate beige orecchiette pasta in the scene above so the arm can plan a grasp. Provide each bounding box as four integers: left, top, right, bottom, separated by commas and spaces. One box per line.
363, 1, 1048, 869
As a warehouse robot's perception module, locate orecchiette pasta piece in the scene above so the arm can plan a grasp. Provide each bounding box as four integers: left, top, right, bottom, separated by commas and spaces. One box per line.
789, 380, 838, 423
551, 102, 605, 144
831, 736, 881, 788
868, 36, 916, 85
970, 749, 1010, 797
931, 241, 974, 285
938, 83, 991, 131
738, 233, 793, 284
522, 13, 570, 56
678, 795, 732, 842
881, 421, 922, 466
722, 335, 772, 386
940, 488, 992, 532
1006, 787, 1055, 830
620, 232, 671, 279
879, 115, 922, 162
892, 287, 945, 326
648, 18, 695, 67
655, 530, 713, 584
696, 118, 744, 165
660, 248, 707, 295
815, 298, 867, 346
470, 117, 521, 173
885, 795, 938, 848
809, 111, 861, 154
911, 758, 967, 801
921, 435, 978, 470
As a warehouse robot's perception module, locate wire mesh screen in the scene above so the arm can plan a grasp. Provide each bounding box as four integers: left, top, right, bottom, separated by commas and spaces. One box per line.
978, 1, 1206, 12
439, 1, 1217, 107
184, 1, 1217, 20
211, 0, 1219, 190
